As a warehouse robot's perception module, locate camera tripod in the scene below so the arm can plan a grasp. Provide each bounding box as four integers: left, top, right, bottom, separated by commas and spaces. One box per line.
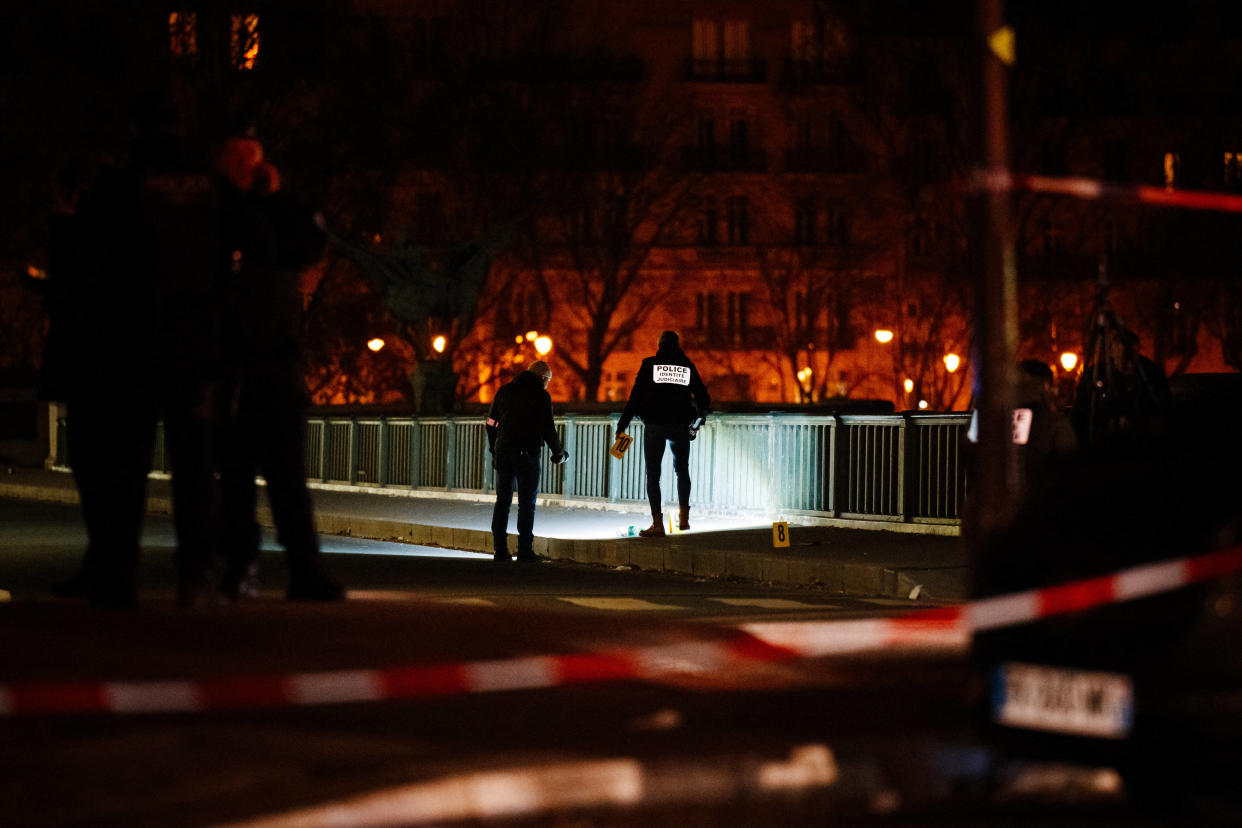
1077, 256, 1163, 449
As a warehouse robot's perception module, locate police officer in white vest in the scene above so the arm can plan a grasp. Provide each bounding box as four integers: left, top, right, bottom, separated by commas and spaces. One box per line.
616, 331, 711, 536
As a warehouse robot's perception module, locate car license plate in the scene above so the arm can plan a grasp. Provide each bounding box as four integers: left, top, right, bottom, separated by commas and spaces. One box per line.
992, 662, 1134, 739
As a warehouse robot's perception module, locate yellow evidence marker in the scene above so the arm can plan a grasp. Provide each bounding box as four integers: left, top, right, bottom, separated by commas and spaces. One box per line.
772, 522, 790, 548
609, 432, 633, 459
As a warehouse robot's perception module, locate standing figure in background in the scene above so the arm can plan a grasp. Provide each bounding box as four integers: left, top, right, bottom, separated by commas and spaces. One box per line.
616, 330, 711, 537
1015, 358, 1078, 497
486, 360, 568, 562
214, 127, 343, 602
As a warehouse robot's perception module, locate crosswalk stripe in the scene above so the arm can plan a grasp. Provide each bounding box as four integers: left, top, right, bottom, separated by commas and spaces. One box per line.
709, 598, 829, 610
557, 597, 687, 612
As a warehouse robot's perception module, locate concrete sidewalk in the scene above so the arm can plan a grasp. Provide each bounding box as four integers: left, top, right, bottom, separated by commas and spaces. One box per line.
0, 467, 968, 602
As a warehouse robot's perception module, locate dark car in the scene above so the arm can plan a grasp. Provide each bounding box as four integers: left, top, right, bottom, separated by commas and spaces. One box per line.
971, 373, 1242, 815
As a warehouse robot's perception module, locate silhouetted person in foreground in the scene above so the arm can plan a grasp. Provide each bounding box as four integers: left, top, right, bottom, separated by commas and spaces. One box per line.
617, 330, 710, 537
50, 90, 222, 608
486, 360, 568, 562
213, 128, 344, 601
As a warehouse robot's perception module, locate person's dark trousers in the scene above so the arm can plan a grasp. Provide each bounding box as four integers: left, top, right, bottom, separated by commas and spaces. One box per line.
642, 423, 692, 517
161, 379, 219, 590
220, 364, 326, 583
67, 389, 158, 607
492, 450, 541, 559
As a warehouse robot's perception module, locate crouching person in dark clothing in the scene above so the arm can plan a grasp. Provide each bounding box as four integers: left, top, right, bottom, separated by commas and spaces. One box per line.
486, 360, 568, 562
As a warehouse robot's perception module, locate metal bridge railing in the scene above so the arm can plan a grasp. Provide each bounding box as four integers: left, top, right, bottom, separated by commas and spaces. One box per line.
298, 411, 969, 525
50, 409, 970, 526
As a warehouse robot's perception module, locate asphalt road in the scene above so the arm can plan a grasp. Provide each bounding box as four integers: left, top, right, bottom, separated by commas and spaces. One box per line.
0, 499, 1233, 826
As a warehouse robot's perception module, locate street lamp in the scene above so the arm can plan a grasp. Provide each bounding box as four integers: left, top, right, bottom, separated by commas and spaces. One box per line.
943, 353, 961, 373
534, 335, 553, 356
1060, 351, 1078, 372
432, 335, 447, 354
874, 329, 894, 344
367, 338, 385, 352
903, 378, 914, 393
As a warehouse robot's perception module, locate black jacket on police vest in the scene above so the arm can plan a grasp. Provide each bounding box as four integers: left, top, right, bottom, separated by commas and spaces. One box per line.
617, 345, 711, 432
486, 370, 565, 462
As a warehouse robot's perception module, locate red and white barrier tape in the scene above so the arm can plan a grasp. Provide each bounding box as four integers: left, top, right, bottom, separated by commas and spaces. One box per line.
972, 168, 1242, 214
3, 543, 1240, 716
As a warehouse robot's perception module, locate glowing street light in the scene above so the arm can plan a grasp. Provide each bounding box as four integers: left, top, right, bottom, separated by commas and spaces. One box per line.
525, 330, 538, 341
432, 335, 447, 353
918, 400, 929, 410
1060, 351, 1078, 372
903, 378, 914, 393
874, 329, 894, 344
797, 366, 812, 383
534, 335, 553, 356
943, 353, 960, 373
366, 338, 385, 352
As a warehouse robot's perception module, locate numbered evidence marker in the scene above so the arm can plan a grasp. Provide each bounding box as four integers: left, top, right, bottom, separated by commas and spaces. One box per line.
772, 521, 790, 548
609, 432, 633, 459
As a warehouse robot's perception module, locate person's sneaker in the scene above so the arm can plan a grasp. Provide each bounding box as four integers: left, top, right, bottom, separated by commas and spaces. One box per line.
638, 521, 665, 538
286, 570, 345, 602
493, 552, 512, 562
515, 552, 540, 563
219, 563, 261, 602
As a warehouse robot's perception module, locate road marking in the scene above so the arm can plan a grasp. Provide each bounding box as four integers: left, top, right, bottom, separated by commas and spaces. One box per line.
710, 597, 828, 610
557, 597, 687, 612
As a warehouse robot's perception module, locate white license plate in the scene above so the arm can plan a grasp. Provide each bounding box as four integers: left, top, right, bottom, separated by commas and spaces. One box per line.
993, 661, 1134, 739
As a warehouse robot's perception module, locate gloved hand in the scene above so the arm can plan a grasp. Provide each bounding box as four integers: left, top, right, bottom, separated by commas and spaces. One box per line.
688, 424, 698, 441
552, 449, 570, 465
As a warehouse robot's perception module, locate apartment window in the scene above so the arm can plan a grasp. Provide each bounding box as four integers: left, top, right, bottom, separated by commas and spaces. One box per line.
794, 200, 816, 245
909, 214, 935, 258
168, 11, 198, 60
231, 13, 261, 71
726, 196, 750, 245
412, 16, 446, 58
696, 291, 750, 346
698, 197, 719, 245
692, 19, 750, 78
833, 294, 857, 350
728, 114, 750, 163
1225, 151, 1242, 190
697, 111, 716, 156
791, 13, 844, 63
692, 19, 719, 66
723, 21, 750, 62
792, 22, 816, 62
824, 207, 849, 247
